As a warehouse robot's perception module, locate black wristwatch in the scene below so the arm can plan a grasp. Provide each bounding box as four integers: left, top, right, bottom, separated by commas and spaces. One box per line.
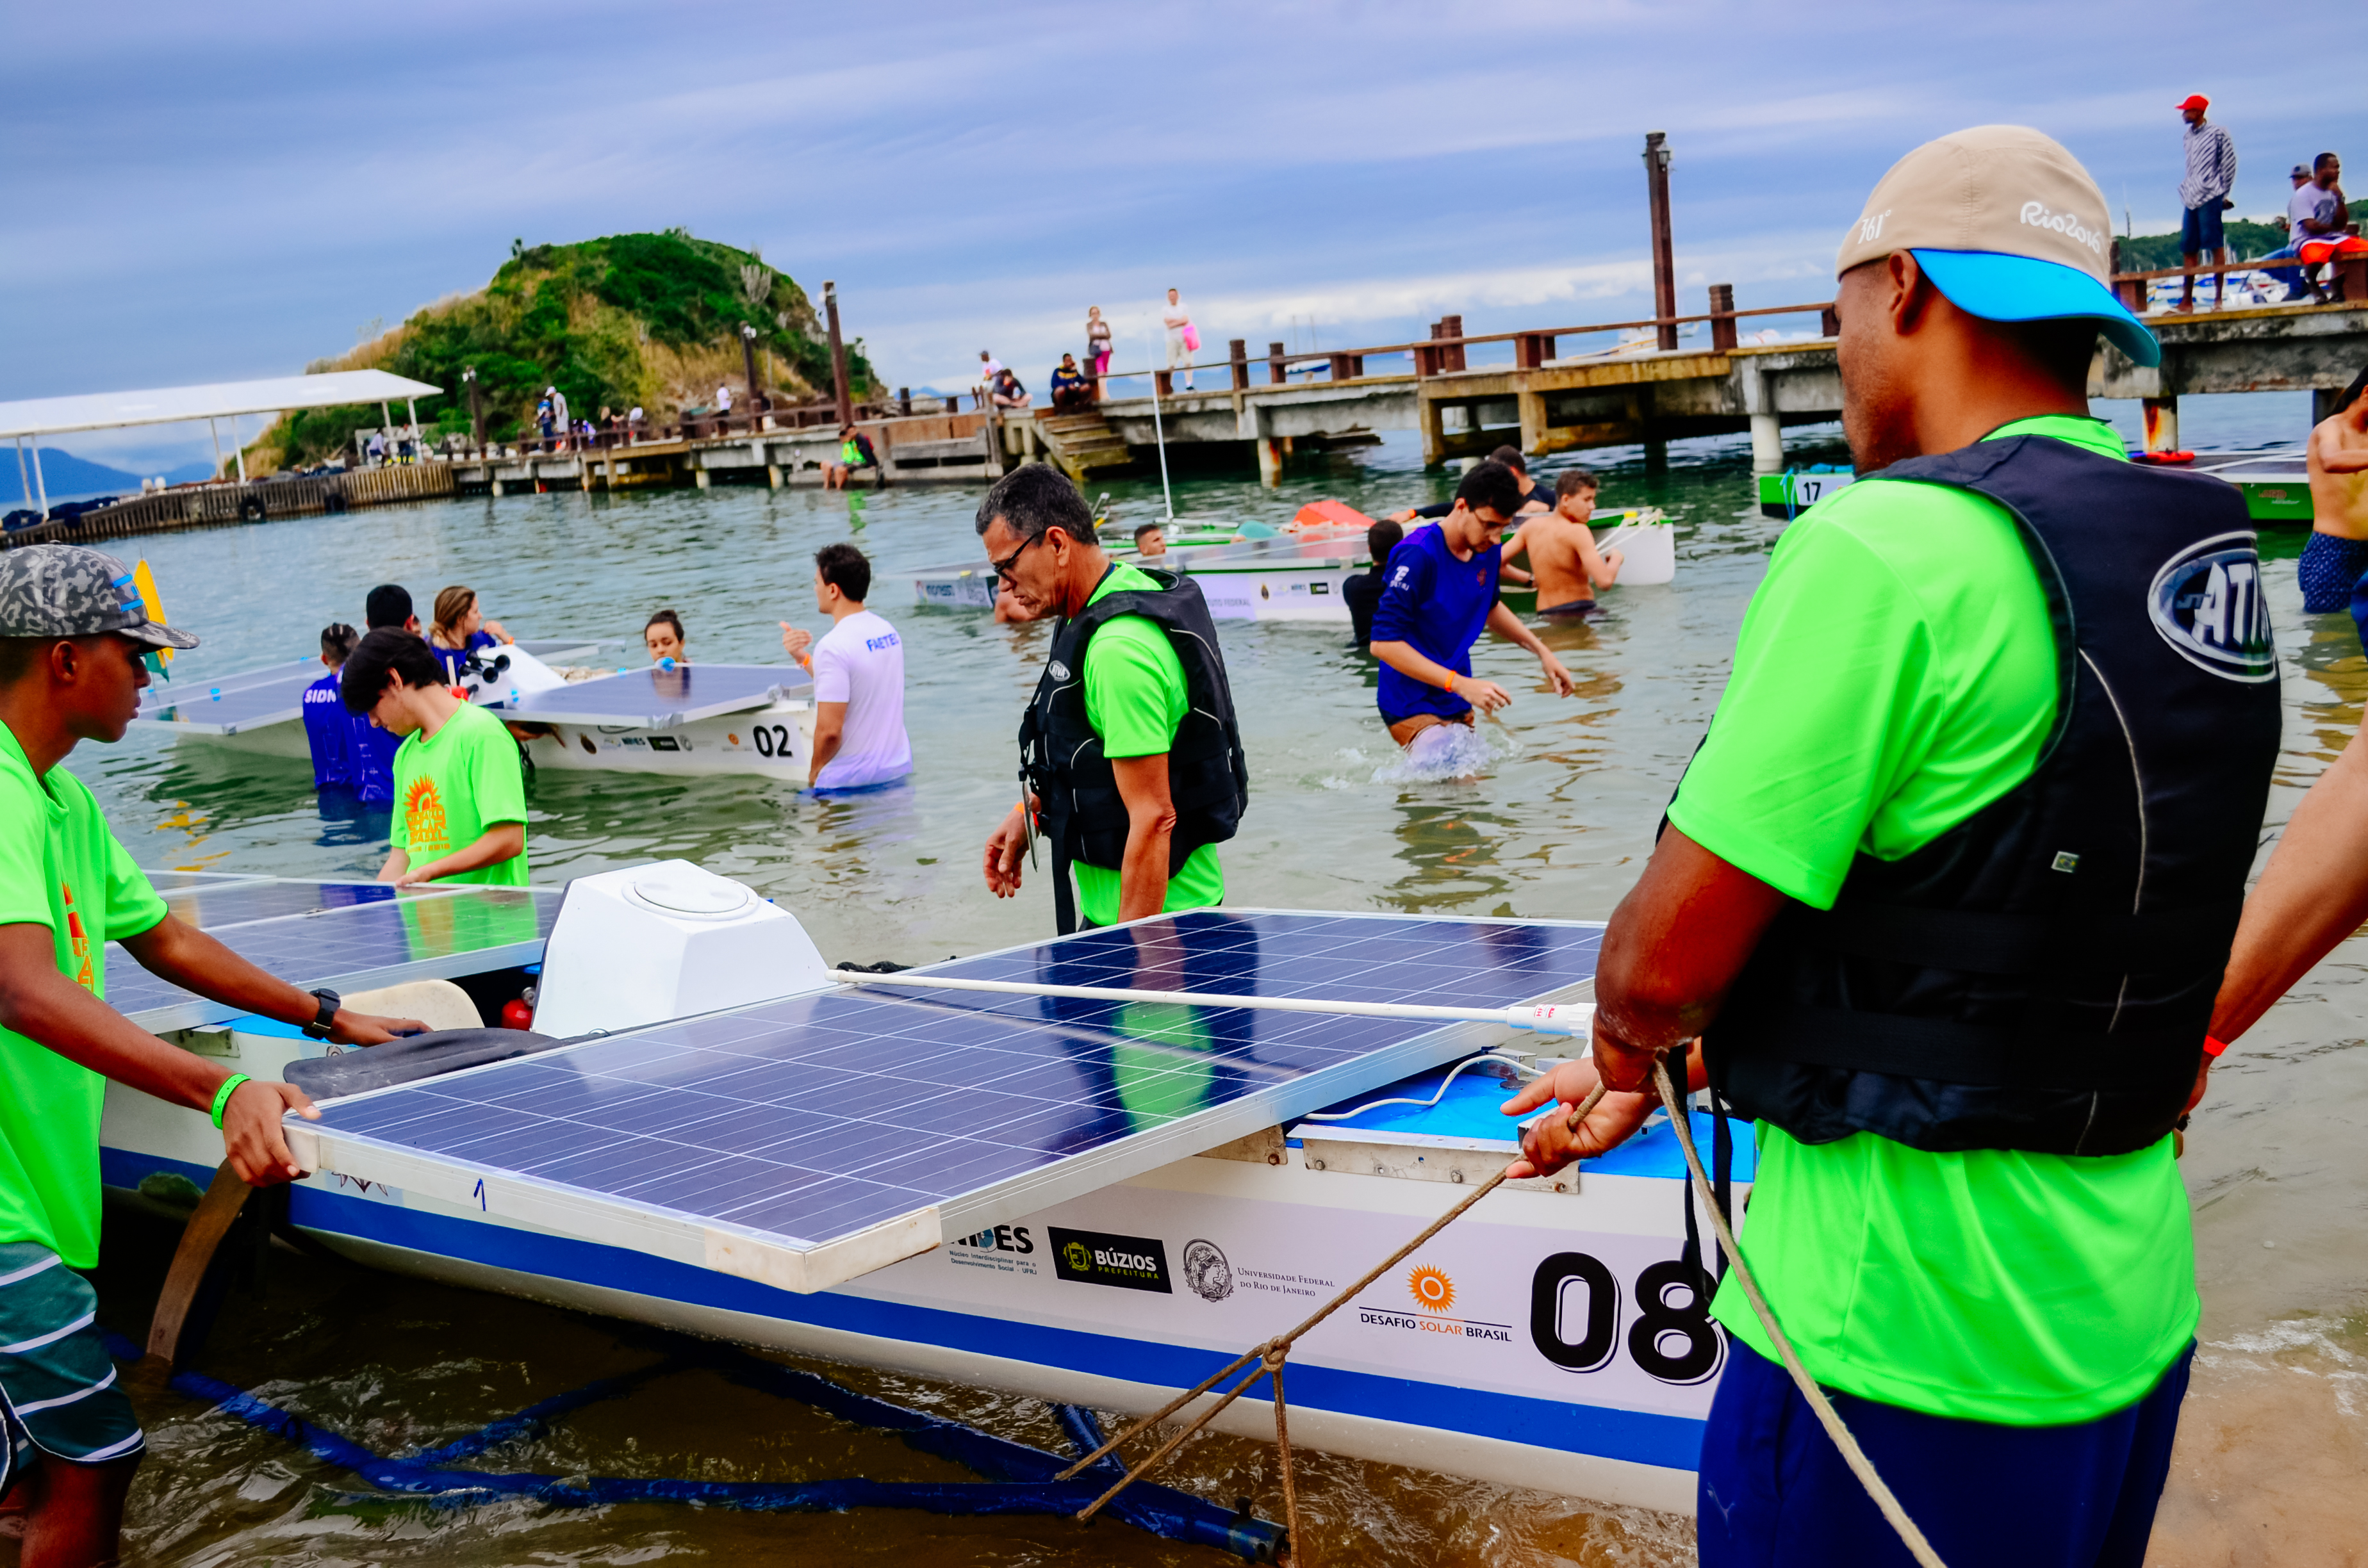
301, 988, 341, 1041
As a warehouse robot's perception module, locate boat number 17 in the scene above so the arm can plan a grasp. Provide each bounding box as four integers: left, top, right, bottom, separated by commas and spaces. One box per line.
1530, 1252, 1724, 1385
749, 724, 797, 758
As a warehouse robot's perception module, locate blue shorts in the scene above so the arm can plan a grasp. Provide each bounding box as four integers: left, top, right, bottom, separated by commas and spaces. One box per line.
0, 1245, 144, 1496
2181, 203, 2225, 253
1697, 1337, 2191, 1568
2298, 530, 2368, 614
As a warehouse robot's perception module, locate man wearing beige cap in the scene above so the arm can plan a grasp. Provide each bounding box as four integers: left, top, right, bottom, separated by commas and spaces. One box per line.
0, 546, 420, 1562
1504, 127, 2278, 1564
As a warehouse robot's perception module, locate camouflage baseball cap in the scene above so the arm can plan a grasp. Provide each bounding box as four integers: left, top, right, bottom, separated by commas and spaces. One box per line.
0, 546, 199, 649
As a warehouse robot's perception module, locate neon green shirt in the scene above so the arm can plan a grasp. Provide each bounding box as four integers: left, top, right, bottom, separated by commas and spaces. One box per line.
392, 701, 530, 887
1069, 564, 1227, 927
1670, 414, 2198, 1425
0, 723, 166, 1267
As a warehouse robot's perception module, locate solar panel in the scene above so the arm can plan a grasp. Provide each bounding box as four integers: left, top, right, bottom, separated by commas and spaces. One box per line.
292, 909, 1600, 1294
513, 638, 602, 663
133, 660, 320, 735
157, 876, 429, 929
111, 883, 561, 1033
491, 664, 809, 728
140, 869, 269, 893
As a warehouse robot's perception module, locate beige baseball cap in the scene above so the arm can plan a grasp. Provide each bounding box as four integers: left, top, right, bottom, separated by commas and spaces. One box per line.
1836, 124, 2159, 366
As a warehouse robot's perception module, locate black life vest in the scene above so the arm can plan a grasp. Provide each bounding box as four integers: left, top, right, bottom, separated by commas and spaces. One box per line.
1021, 565, 1249, 933
1704, 434, 2280, 1157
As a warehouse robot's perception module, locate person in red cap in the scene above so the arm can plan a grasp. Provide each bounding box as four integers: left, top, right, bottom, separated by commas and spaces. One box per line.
2175, 94, 2237, 311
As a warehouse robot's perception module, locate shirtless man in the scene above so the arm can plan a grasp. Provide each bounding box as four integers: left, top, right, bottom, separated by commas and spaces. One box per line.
1503, 470, 1624, 617
2296, 364, 2368, 613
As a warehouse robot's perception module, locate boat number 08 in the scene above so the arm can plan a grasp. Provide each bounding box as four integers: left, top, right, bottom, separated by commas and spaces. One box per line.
1529, 1252, 1724, 1385
748, 724, 797, 758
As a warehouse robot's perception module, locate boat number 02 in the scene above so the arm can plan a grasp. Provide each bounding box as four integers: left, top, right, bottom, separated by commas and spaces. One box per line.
748, 724, 797, 758
1529, 1253, 1724, 1385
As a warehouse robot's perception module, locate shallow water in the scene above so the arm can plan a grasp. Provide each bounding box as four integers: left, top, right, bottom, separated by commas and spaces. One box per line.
66, 399, 2365, 1565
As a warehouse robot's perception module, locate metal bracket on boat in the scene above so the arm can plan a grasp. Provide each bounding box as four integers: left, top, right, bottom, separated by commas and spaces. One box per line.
1293, 1127, 1575, 1193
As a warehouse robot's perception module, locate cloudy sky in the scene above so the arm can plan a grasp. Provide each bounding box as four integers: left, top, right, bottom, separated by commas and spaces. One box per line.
6, 1, 2362, 471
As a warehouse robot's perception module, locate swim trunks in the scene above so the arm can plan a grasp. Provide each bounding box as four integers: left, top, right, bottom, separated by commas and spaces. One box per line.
1697, 1337, 2189, 1568
2297, 530, 2368, 613
1537, 599, 1603, 618
0, 1244, 143, 1497
1379, 707, 1472, 730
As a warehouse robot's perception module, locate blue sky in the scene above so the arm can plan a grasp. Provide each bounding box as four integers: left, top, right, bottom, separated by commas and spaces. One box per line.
6, 1, 2361, 472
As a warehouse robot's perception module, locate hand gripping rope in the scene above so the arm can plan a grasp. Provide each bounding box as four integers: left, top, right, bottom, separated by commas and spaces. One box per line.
830, 970, 1946, 1568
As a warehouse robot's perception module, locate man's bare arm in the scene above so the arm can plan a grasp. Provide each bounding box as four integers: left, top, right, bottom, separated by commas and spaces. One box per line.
1110, 753, 1177, 923
2210, 725, 2368, 1045
1511, 826, 1789, 1175
0, 924, 317, 1184
809, 699, 847, 785
118, 913, 423, 1045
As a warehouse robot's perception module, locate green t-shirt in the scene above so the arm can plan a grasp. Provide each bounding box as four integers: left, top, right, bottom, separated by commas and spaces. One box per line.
1069, 564, 1227, 927
1670, 414, 2198, 1426
0, 723, 166, 1267
392, 701, 530, 887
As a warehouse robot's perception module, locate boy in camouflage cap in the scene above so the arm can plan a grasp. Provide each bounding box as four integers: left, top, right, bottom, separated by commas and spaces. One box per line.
0, 544, 422, 1560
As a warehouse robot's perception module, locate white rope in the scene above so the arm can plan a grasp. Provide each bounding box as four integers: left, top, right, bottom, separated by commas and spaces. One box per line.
826, 968, 1593, 1038
1299, 1050, 1542, 1122
1650, 1056, 1948, 1568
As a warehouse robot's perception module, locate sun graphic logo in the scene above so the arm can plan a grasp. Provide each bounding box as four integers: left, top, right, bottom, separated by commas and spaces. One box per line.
1407, 1265, 1455, 1314
403, 775, 448, 852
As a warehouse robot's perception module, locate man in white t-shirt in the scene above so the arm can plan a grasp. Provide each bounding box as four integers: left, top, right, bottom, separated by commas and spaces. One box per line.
779, 543, 912, 792
1162, 288, 1196, 390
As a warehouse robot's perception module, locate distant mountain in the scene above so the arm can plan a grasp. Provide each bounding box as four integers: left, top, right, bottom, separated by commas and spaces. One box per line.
3, 448, 152, 507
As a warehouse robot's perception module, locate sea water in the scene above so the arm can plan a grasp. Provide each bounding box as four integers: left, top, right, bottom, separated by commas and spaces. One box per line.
84, 396, 2365, 1564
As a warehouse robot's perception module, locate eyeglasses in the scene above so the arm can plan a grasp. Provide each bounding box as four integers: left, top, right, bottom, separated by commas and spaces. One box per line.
990, 532, 1043, 585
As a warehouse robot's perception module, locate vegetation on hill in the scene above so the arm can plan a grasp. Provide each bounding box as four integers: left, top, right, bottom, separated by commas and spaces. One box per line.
2117, 199, 2368, 272
253, 231, 880, 469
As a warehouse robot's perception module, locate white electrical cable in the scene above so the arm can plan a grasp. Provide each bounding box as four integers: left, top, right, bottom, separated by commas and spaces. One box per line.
1299, 1051, 1541, 1123
826, 968, 1593, 1038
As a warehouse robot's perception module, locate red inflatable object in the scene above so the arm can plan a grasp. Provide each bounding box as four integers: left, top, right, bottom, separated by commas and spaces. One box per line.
500, 998, 535, 1031
2132, 450, 2196, 466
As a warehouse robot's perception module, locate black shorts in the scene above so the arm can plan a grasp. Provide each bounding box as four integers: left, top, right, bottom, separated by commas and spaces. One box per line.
1380, 706, 1472, 730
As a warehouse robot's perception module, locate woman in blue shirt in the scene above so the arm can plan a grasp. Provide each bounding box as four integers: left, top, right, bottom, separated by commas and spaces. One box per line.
425, 585, 511, 683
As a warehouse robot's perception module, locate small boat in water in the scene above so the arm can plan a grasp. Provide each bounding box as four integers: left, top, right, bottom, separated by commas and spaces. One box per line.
131, 642, 820, 779
101, 863, 1743, 1515
1759, 449, 2313, 525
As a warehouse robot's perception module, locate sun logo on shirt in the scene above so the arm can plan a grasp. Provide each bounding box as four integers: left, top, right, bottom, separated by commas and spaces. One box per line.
404, 775, 448, 853
1408, 1264, 1455, 1314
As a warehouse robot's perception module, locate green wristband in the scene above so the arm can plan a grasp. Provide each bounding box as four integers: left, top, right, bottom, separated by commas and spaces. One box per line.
210, 1074, 252, 1130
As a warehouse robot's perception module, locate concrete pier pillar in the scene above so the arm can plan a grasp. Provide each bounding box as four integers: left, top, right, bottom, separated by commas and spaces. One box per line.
1419, 396, 1447, 468
1750, 412, 1784, 473
1517, 388, 1548, 457
694, 466, 712, 491
1644, 438, 1669, 471
2142, 396, 2179, 453
1256, 437, 1283, 488
766, 462, 784, 488
490, 478, 504, 498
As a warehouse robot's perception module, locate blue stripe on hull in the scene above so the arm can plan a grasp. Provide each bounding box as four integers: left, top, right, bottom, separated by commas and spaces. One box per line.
102, 1148, 1706, 1474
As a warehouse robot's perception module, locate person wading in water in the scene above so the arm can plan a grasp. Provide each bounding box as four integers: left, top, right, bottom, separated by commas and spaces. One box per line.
976, 464, 1247, 936
1504, 126, 2278, 1566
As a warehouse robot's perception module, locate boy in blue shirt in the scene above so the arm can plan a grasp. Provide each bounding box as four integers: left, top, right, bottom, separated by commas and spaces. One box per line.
301, 623, 359, 792
1368, 459, 1572, 746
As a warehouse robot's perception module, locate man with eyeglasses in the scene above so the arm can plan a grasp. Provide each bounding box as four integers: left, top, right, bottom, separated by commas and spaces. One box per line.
978, 464, 1248, 935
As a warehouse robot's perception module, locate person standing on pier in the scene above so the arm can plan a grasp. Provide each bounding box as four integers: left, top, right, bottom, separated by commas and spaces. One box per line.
0, 546, 422, 1568
1162, 288, 1197, 391
1087, 306, 1113, 398
1507, 126, 2271, 1567
2174, 93, 2237, 311
1367, 459, 1574, 749
978, 465, 1247, 934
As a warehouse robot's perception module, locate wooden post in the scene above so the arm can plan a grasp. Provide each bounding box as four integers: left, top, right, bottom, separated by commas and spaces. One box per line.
740, 325, 761, 410
2337, 254, 2368, 304
1268, 341, 1287, 386
1515, 333, 1553, 370
1156, 370, 1174, 396
1417, 323, 1439, 379
1230, 339, 1251, 391
1329, 352, 1353, 382
1645, 132, 1678, 351
898, 387, 912, 416
464, 369, 484, 450
1441, 315, 1466, 372
1707, 284, 1738, 352
823, 281, 853, 427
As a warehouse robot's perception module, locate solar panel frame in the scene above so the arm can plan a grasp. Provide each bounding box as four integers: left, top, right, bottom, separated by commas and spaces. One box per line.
111, 882, 560, 1032
131, 658, 321, 736
489, 663, 810, 729
140, 869, 270, 893
288, 908, 1601, 1295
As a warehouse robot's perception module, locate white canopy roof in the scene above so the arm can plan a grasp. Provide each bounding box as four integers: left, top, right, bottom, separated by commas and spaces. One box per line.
0, 369, 444, 439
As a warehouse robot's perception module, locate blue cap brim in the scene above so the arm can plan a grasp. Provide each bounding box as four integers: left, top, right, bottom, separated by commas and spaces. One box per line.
1911, 249, 2161, 368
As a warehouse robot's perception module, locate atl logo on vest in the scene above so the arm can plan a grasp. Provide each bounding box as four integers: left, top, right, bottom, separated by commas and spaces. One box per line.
2148, 533, 2277, 683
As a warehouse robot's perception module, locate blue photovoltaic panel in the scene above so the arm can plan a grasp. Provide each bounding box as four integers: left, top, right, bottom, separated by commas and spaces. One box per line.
134, 663, 318, 735
156, 877, 427, 929
140, 870, 267, 893
493, 664, 805, 728
304, 910, 1600, 1265
110, 883, 561, 1032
